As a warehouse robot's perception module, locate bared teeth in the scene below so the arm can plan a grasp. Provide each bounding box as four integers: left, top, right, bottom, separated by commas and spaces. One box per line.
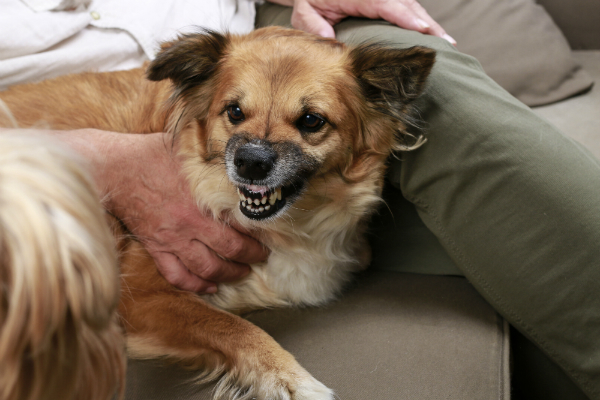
239, 186, 284, 214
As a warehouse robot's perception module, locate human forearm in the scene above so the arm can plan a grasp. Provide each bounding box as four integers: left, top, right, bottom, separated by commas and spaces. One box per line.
0, 126, 130, 205
0, 127, 267, 292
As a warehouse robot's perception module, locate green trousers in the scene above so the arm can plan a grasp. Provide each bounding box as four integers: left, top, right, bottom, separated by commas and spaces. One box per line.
257, 4, 600, 399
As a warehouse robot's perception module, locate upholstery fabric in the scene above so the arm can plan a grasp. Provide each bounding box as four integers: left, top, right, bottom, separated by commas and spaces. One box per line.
417, 0, 593, 106
123, 273, 510, 400
532, 51, 600, 158
537, 0, 600, 50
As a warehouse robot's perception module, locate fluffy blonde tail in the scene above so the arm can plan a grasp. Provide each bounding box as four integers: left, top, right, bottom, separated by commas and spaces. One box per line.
0, 133, 125, 400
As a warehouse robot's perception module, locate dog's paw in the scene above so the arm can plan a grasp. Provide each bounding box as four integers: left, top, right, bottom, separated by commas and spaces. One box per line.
212, 358, 334, 400
289, 375, 334, 400
259, 357, 334, 400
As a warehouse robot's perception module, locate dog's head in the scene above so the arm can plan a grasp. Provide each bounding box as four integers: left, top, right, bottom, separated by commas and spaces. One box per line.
148, 27, 434, 223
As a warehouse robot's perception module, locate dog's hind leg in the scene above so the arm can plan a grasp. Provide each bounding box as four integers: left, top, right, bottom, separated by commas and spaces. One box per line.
118, 242, 334, 400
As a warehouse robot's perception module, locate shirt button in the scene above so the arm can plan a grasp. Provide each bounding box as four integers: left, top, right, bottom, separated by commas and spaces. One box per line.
90, 11, 100, 20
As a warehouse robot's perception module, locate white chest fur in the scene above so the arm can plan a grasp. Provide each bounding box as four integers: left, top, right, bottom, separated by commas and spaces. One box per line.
187, 156, 383, 312
204, 229, 370, 311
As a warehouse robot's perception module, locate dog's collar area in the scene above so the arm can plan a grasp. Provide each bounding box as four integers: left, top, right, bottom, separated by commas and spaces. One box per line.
237, 183, 301, 220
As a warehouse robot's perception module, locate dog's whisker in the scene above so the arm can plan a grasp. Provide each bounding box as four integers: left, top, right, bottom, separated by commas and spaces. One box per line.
290, 205, 313, 212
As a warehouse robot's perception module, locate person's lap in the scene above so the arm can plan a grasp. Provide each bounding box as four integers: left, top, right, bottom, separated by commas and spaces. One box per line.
256, 4, 600, 399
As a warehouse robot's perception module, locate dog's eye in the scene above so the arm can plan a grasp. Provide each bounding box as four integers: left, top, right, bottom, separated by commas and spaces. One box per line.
227, 105, 245, 123
297, 113, 325, 133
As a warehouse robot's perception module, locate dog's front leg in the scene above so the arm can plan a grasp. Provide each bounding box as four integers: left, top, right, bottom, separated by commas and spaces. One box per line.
119, 243, 334, 400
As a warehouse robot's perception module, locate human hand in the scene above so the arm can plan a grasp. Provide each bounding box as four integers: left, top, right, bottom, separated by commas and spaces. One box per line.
271, 0, 456, 44
75, 130, 268, 293
112, 132, 270, 293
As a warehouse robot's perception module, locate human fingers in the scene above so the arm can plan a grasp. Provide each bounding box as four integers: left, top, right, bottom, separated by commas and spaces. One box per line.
373, 0, 456, 44
173, 238, 253, 284
291, 0, 337, 38
397, 0, 456, 44
194, 215, 270, 266
150, 250, 219, 293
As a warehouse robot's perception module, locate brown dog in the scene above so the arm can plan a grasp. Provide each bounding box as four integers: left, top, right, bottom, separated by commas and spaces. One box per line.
0, 27, 434, 399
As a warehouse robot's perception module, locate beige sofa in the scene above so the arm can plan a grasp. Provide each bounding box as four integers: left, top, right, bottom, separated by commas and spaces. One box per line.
122, 1, 599, 399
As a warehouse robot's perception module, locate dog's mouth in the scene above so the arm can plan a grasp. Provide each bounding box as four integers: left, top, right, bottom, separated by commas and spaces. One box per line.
237, 182, 303, 220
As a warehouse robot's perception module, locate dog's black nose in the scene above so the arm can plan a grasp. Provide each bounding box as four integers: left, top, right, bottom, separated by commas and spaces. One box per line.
234, 143, 277, 181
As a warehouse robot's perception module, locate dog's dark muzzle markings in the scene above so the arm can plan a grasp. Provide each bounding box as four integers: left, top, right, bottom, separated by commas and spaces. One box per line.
225, 135, 319, 220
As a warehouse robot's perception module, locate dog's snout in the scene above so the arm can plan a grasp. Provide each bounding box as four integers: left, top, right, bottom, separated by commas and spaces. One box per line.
234, 143, 277, 181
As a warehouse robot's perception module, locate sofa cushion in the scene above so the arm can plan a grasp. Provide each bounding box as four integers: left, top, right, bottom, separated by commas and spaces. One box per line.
418, 0, 593, 106
532, 51, 600, 159
537, 0, 600, 50
122, 272, 510, 400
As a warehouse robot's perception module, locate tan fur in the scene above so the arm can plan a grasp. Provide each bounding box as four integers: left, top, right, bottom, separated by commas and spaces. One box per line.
0, 133, 125, 400
0, 27, 434, 399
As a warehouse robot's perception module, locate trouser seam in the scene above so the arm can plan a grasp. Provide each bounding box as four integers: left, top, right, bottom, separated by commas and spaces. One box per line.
407, 195, 596, 398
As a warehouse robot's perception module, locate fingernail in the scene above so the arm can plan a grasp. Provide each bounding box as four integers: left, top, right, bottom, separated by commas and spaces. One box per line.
205, 285, 218, 294
416, 18, 431, 30
443, 33, 457, 46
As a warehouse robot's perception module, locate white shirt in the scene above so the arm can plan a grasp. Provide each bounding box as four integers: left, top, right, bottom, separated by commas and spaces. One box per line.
0, 0, 258, 88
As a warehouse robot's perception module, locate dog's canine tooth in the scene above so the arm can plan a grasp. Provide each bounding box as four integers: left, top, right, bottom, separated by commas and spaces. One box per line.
238, 190, 246, 202
269, 192, 277, 205
276, 188, 282, 201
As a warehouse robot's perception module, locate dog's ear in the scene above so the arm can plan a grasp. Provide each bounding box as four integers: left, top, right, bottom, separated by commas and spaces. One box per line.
350, 44, 436, 108
349, 44, 435, 152
147, 30, 229, 91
